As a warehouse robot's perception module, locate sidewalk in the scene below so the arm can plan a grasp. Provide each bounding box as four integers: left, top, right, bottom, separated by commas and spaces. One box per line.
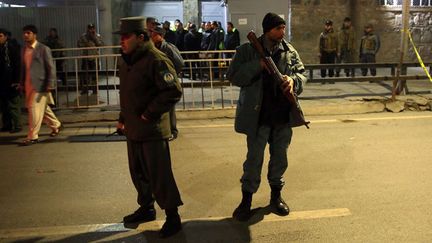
54, 79, 432, 124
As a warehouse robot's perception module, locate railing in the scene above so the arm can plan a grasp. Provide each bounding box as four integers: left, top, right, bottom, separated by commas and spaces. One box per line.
50, 46, 432, 110
305, 63, 432, 83
52, 47, 237, 110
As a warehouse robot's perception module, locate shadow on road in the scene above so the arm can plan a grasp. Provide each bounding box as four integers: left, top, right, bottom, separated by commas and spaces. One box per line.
14, 206, 276, 243
67, 134, 126, 142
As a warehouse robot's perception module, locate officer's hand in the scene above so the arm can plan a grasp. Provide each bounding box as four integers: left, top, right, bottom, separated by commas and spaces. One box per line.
116, 122, 125, 135
281, 75, 294, 97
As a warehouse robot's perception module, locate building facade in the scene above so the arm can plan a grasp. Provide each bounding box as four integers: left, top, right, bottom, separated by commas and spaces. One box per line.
0, 0, 430, 64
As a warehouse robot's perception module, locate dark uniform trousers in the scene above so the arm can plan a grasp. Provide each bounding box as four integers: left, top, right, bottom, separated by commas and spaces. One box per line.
241, 124, 293, 193
320, 51, 337, 78
360, 53, 377, 76
126, 139, 183, 210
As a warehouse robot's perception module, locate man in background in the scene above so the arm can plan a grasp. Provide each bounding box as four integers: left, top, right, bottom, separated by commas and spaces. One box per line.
20, 25, 62, 146
77, 23, 104, 95
150, 25, 184, 141
224, 21, 240, 58
0, 28, 22, 133
359, 23, 380, 76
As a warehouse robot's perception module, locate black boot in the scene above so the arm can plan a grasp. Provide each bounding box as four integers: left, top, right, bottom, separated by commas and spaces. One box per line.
232, 190, 253, 221
159, 208, 182, 238
270, 185, 290, 216
123, 206, 156, 224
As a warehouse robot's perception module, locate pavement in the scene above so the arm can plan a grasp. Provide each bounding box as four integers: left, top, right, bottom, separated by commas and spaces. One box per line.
53, 77, 432, 124
2, 113, 432, 242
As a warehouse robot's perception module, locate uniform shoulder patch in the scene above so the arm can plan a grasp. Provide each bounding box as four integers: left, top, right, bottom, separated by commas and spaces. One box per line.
163, 72, 175, 82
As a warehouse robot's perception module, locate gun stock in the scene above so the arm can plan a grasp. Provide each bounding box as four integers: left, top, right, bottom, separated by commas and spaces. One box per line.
247, 31, 310, 129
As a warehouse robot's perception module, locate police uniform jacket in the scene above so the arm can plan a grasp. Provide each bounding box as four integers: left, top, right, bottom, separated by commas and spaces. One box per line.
159, 40, 184, 74
119, 41, 182, 142
360, 32, 380, 55
338, 26, 356, 52
319, 30, 338, 54
227, 36, 306, 137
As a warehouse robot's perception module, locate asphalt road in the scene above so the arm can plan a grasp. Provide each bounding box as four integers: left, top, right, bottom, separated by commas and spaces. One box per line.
1, 112, 432, 242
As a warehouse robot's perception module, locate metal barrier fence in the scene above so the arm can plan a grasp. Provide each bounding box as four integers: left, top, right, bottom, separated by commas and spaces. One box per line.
52, 46, 238, 110
51, 46, 432, 110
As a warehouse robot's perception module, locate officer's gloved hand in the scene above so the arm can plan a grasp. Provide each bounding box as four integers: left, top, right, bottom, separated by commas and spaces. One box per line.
116, 122, 125, 136
116, 128, 124, 136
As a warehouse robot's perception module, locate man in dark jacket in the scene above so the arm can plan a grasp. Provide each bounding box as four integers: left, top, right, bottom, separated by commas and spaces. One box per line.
208, 21, 224, 51
227, 13, 307, 221
163, 21, 176, 45
174, 21, 186, 51
200, 21, 213, 51
77, 23, 104, 95
318, 20, 338, 78
113, 17, 183, 238
0, 28, 22, 133
224, 21, 240, 58
150, 26, 184, 141
359, 23, 380, 76
43, 28, 65, 84
184, 24, 202, 80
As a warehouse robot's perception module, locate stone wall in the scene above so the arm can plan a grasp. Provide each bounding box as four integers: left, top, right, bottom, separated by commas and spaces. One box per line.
290, 0, 351, 63
290, 0, 432, 64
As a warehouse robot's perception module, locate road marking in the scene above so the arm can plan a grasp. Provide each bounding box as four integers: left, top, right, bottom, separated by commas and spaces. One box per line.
0, 208, 350, 239
178, 114, 432, 128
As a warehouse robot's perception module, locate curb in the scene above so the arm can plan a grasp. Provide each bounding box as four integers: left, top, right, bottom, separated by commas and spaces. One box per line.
55, 95, 432, 124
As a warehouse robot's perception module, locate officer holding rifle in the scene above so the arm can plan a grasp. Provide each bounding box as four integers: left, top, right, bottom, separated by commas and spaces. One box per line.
227, 12, 307, 221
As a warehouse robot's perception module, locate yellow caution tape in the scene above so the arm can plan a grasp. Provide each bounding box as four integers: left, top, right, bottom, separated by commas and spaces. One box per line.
406, 30, 432, 82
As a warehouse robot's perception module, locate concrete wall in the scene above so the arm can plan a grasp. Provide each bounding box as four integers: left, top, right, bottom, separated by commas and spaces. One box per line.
290, 0, 351, 63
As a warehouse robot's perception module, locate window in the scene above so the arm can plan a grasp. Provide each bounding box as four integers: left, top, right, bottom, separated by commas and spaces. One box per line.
378, 0, 432, 6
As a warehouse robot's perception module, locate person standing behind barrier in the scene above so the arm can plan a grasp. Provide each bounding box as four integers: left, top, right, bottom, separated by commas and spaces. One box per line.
163, 21, 176, 45
209, 21, 225, 51
208, 21, 225, 79
150, 26, 184, 141
200, 21, 213, 51
337, 17, 356, 77
359, 23, 380, 76
174, 21, 186, 51
318, 20, 338, 79
20, 25, 62, 146
77, 23, 104, 95
113, 17, 183, 238
184, 24, 202, 80
0, 28, 22, 133
43, 28, 65, 85
227, 13, 307, 221
198, 22, 206, 33
224, 22, 240, 58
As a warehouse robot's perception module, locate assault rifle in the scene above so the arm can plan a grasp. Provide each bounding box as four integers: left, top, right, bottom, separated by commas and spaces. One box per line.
247, 31, 310, 128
